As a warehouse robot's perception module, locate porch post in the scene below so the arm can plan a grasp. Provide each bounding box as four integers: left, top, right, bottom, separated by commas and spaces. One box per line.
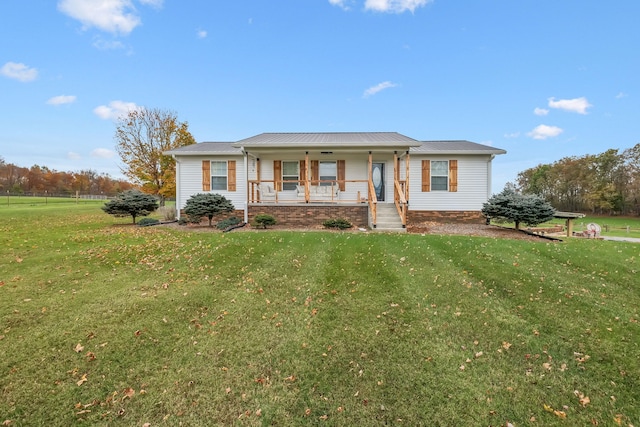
304, 151, 309, 202
243, 150, 248, 223
256, 158, 261, 202
405, 150, 410, 202
368, 151, 373, 191
393, 151, 399, 204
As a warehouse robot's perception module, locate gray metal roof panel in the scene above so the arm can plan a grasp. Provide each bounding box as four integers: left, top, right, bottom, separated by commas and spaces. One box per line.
164, 142, 242, 155
411, 141, 506, 155
233, 132, 421, 147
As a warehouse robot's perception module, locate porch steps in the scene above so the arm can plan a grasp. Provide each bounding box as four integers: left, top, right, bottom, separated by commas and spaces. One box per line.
370, 203, 406, 233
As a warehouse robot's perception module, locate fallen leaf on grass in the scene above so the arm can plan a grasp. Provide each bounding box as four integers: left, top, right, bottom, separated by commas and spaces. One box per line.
543, 403, 566, 419
502, 341, 512, 350
85, 351, 96, 362
122, 388, 135, 400
574, 390, 590, 407
77, 374, 88, 386
554, 410, 567, 419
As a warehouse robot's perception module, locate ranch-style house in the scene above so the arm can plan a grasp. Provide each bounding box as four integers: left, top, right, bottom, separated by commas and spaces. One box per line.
165, 132, 506, 232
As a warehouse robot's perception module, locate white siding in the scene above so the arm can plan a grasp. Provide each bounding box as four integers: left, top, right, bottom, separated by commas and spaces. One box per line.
174, 155, 246, 214
252, 153, 397, 203
408, 155, 492, 211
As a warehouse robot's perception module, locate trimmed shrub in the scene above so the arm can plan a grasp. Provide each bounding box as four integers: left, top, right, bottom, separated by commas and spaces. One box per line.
323, 218, 352, 230
217, 216, 242, 230
184, 193, 235, 227
252, 214, 277, 229
102, 190, 159, 224
138, 217, 160, 227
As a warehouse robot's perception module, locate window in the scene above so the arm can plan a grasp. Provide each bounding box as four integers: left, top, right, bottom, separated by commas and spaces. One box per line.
282, 161, 299, 191
210, 161, 227, 190
431, 160, 448, 191
319, 161, 337, 186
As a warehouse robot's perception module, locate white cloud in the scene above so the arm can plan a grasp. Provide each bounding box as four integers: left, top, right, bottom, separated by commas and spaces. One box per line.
47, 95, 77, 105
94, 100, 141, 120
93, 38, 126, 50
139, 0, 163, 7
527, 124, 563, 140
548, 96, 592, 114
197, 29, 208, 39
57, 0, 161, 35
329, 0, 351, 10
1, 62, 38, 82
364, 0, 432, 13
91, 148, 116, 158
504, 132, 520, 138
363, 81, 398, 98
534, 107, 549, 116
67, 151, 82, 160
616, 92, 628, 99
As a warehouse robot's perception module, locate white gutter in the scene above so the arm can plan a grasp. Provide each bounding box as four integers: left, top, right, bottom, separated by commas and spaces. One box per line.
172, 155, 182, 220
241, 147, 249, 224
487, 154, 495, 199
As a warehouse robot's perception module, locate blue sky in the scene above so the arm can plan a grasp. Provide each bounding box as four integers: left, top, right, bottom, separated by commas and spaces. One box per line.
1, 0, 638, 192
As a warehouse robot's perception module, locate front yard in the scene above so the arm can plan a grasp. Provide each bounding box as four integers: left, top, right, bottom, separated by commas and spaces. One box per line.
0, 204, 638, 426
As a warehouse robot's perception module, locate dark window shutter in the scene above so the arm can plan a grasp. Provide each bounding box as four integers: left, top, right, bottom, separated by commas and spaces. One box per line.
337, 160, 346, 191
421, 160, 430, 192
449, 160, 458, 192
227, 160, 236, 192
311, 160, 319, 184
202, 160, 211, 191
273, 160, 282, 191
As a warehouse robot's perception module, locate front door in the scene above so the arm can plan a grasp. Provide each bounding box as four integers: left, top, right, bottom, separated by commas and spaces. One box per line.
372, 162, 385, 201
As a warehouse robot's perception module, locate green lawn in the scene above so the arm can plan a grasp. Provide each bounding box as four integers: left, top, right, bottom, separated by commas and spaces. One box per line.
1, 205, 638, 426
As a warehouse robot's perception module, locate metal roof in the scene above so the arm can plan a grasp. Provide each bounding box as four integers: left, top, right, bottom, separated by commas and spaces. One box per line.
164, 135, 506, 156
411, 141, 507, 155
233, 132, 421, 148
164, 142, 241, 155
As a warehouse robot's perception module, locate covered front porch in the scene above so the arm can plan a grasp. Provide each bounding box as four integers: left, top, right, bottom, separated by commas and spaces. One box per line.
244, 150, 410, 229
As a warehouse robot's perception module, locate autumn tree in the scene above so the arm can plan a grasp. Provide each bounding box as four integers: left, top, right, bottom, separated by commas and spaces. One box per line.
114, 108, 195, 205
102, 189, 159, 224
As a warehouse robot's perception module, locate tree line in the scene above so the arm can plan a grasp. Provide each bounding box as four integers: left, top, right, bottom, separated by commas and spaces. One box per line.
517, 144, 640, 215
0, 157, 135, 196
0, 107, 195, 200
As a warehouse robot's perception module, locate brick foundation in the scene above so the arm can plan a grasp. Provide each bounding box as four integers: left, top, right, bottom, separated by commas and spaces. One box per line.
248, 204, 369, 228
408, 210, 485, 224
180, 209, 245, 225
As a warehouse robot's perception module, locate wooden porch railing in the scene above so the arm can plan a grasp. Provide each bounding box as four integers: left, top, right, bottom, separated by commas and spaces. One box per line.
393, 179, 408, 227
249, 180, 370, 204
368, 179, 378, 227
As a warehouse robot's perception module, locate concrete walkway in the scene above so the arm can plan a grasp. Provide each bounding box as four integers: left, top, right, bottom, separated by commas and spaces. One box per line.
602, 236, 640, 243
